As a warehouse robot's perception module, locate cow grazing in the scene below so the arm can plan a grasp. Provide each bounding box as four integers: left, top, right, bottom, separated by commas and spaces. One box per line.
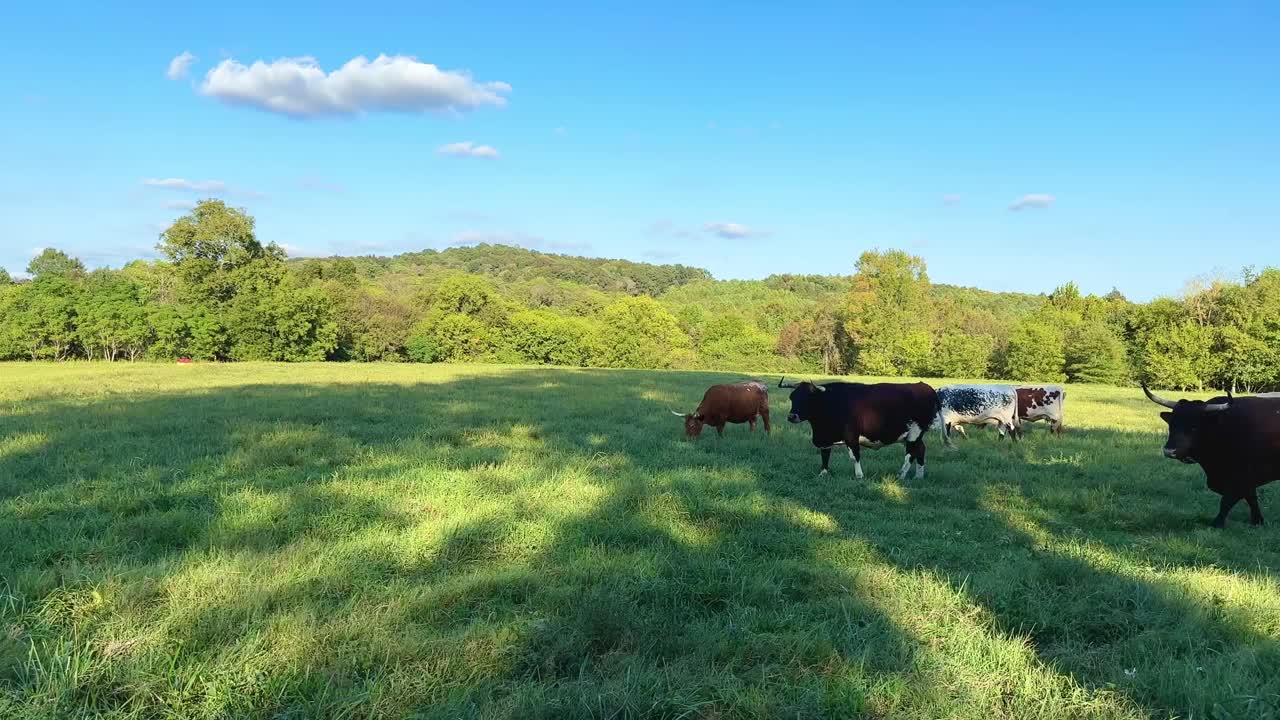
935, 384, 1019, 447
1017, 385, 1066, 434
779, 377, 938, 480
672, 380, 770, 439
1143, 385, 1280, 528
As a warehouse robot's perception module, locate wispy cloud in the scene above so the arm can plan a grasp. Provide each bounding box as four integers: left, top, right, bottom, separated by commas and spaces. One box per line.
1008, 193, 1054, 211
942, 194, 962, 205
279, 243, 332, 258
436, 141, 500, 159
199, 54, 511, 118
164, 200, 196, 211
141, 178, 264, 199
166, 51, 197, 80
646, 219, 693, 239
297, 176, 345, 193
704, 222, 770, 239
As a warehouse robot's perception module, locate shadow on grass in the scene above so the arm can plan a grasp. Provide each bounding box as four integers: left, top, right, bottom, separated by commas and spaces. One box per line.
0, 367, 1277, 717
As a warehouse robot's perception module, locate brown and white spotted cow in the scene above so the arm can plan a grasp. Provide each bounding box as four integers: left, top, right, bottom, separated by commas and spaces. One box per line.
951, 385, 1066, 439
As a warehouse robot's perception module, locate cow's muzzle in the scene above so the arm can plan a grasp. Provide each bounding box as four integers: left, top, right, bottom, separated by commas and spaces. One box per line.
787, 413, 802, 424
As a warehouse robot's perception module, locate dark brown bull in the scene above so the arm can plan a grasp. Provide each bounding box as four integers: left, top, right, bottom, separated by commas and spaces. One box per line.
672, 380, 771, 439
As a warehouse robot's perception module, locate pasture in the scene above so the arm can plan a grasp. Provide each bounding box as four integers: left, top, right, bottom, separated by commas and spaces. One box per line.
1, 363, 1278, 719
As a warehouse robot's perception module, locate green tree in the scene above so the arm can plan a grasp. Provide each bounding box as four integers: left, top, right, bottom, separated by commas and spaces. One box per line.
0, 268, 12, 285
1213, 326, 1277, 392
77, 270, 150, 360
158, 199, 284, 303
1065, 323, 1128, 385
1004, 319, 1066, 382
931, 332, 993, 379
506, 309, 596, 366
27, 248, 86, 280
844, 250, 933, 376
1142, 322, 1217, 391
594, 296, 692, 368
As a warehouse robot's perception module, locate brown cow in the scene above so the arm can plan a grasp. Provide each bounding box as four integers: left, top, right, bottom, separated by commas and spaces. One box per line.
672, 380, 771, 439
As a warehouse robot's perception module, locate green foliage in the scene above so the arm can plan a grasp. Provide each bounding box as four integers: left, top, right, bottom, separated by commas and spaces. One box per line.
595, 297, 692, 369
1065, 323, 1128, 385
1004, 318, 1067, 382
506, 309, 596, 366
0, 204, 1276, 389
26, 248, 86, 280
931, 332, 993, 378
1141, 322, 1217, 391
0, 268, 12, 285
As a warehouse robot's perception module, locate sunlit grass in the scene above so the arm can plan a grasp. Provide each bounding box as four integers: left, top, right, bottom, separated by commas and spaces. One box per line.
0, 362, 1276, 718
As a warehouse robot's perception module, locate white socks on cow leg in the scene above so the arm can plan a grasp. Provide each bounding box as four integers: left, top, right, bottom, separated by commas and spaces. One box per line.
915, 462, 925, 480
847, 447, 864, 479
898, 454, 912, 480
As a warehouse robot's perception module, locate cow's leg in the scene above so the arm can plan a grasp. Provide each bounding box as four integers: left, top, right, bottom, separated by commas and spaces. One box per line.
716, 423, 725, 438
1212, 494, 1241, 528
1246, 492, 1265, 526
952, 424, 968, 438
898, 451, 912, 480
1005, 421, 1020, 442
846, 445, 864, 480
749, 418, 756, 432
761, 409, 771, 434
912, 440, 926, 480
818, 448, 832, 477
941, 422, 955, 449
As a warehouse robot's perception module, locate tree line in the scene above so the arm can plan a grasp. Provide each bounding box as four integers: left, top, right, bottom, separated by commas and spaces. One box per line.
2, 200, 1277, 390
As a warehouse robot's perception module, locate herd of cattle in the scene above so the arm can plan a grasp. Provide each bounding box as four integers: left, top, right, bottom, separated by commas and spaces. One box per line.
672, 378, 1280, 528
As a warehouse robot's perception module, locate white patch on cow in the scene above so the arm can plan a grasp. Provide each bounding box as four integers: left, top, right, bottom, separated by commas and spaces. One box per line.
1017, 385, 1066, 427
846, 446, 864, 479
915, 463, 925, 480
818, 468, 829, 477
898, 454, 912, 480
858, 436, 888, 449
902, 421, 923, 442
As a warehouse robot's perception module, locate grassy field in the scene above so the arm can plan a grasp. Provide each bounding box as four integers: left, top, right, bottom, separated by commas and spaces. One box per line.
1, 363, 1278, 719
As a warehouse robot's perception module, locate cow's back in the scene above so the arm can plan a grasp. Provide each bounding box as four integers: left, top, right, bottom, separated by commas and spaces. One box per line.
828, 381, 936, 442
698, 382, 767, 422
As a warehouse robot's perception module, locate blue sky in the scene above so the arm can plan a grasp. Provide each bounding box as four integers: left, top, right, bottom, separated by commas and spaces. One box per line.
2, 1, 1276, 300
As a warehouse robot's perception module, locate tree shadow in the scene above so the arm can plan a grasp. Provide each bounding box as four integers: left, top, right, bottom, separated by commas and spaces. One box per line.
0, 367, 1276, 717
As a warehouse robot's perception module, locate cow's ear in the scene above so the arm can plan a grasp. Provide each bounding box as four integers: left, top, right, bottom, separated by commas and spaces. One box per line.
1159, 412, 1172, 424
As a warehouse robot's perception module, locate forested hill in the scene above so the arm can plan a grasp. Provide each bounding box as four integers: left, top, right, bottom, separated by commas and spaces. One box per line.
290, 244, 711, 296
5, 200, 1279, 392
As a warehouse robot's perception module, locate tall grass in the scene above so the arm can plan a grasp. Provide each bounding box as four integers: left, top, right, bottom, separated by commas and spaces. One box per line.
0, 362, 1276, 718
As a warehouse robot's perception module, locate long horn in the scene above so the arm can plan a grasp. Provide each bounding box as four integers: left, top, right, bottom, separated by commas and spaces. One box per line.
1205, 390, 1232, 412
812, 381, 827, 393
778, 376, 797, 388
670, 409, 688, 417
1141, 384, 1177, 409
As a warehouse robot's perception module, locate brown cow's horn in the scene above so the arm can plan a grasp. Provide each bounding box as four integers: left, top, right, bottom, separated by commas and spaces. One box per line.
1141, 384, 1177, 409
670, 409, 688, 417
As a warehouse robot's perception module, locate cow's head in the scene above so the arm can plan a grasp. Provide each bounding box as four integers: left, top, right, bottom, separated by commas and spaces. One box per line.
671, 410, 706, 438
778, 377, 826, 424
1142, 385, 1231, 463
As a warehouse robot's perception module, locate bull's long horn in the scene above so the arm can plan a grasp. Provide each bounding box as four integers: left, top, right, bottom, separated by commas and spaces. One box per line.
812, 381, 827, 393
1204, 401, 1231, 412
1141, 384, 1177, 409
670, 409, 688, 417
778, 376, 797, 388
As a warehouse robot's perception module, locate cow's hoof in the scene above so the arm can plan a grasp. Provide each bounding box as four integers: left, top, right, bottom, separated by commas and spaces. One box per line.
818, 469, 829, 478
1211, 519, 1226, 530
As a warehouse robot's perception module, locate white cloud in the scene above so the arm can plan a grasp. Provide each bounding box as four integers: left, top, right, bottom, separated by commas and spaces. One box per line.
279, 243, 332, 258
436, 141, 500, 159
143, 178, 228, 193
942, 194, 962, 205
553, 126, 567, 135
141, 178, 264, 198
199, 54, 511, 118
704, 221, 770, 239
167, 52, 197, 80
1008, 193, 1054, 211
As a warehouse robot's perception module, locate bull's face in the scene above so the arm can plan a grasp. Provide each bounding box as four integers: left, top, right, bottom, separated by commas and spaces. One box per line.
785, 382, 825, 424
1144, 386, 1230, 464
684, 413, 706, 439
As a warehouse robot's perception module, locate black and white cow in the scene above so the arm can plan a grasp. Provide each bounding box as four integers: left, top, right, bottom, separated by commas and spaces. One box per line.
779, 377, 938, 480
934, 384, 1019, 447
